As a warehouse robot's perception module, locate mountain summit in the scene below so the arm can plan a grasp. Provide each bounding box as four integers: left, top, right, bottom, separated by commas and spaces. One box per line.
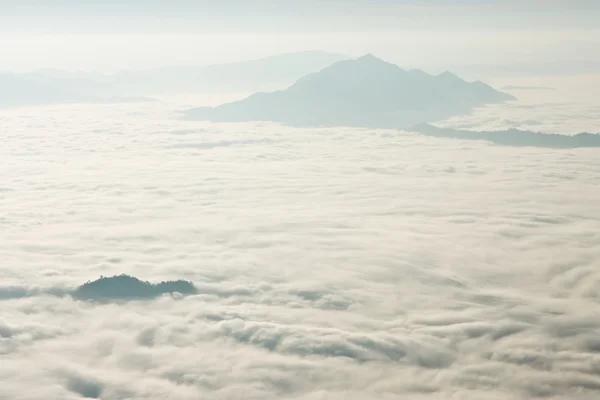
184, 54, 515, 129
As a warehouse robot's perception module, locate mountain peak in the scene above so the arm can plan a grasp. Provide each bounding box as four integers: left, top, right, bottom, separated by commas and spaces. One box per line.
325, 54, 400, 75
437, 71, 465, 83
439, 71, 459, 78
353, 54, 395, 67
357, 53, 380, 62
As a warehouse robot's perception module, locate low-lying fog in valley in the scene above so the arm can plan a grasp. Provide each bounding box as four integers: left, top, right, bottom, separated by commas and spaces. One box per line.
3, 2, 600, 399
2, 72, 600, 399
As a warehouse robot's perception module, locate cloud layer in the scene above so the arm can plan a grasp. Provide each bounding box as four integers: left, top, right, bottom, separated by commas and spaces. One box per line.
1, 82, 600, 399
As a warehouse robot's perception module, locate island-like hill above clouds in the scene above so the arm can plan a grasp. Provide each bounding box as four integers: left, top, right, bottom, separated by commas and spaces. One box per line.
183, 54, 516, 129
72, 275, 197, 301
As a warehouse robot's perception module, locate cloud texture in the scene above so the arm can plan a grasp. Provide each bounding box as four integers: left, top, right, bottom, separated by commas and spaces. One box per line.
1, 82, 600, 399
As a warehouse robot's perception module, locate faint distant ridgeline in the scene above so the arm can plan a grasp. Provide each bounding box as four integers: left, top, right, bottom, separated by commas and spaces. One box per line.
72, 274, 197, 301
0, 51, 347, 107
412, 123, 600, 148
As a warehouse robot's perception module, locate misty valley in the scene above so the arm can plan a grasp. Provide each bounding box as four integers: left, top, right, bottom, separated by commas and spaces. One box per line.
2, 7, 600, 399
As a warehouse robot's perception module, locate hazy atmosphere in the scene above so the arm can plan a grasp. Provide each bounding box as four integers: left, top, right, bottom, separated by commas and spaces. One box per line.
2, 2, 600, 400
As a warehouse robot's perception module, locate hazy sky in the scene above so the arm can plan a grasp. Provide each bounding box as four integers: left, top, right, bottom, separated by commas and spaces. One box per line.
1, 1, 599, 75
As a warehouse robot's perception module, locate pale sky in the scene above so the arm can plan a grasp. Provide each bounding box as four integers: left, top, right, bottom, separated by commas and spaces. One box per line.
1, 0, 599, 75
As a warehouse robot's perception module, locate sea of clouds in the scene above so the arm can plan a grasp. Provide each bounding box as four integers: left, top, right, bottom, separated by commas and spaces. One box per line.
1, 78, 600, 399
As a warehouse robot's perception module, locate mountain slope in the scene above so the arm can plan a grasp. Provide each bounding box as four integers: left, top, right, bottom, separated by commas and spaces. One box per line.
184, 54, 515, 129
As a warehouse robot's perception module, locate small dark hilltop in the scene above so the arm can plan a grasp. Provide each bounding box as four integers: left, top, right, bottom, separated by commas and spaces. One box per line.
72, 274, 198, 301
412, 123, 600, 148
183, 54, 515, 129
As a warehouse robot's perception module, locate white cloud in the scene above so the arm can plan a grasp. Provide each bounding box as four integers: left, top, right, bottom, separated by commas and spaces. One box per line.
1, 81, 600, 399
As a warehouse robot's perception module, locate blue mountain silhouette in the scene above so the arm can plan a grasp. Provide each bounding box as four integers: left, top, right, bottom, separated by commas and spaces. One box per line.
184, 54, 515, 128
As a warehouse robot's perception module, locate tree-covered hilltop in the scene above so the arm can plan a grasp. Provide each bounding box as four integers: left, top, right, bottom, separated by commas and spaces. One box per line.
72, 274, 197, 301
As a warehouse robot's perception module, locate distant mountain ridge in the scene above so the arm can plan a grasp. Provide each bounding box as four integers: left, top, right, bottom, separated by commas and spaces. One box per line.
412, 123, 600, 148
0, 51, 347, 107
100, 51, 347, 96
184, 54, 515, 129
